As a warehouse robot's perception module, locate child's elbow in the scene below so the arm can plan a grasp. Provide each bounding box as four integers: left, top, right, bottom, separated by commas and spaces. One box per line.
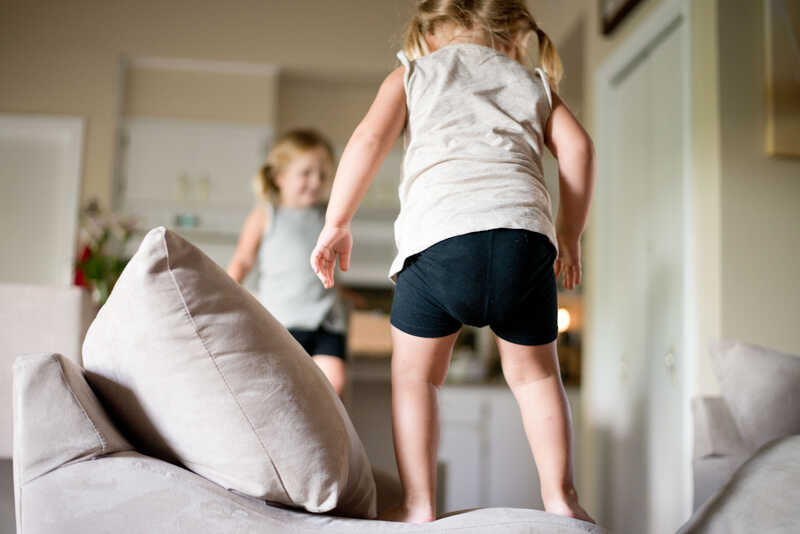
351, 126, 384, 152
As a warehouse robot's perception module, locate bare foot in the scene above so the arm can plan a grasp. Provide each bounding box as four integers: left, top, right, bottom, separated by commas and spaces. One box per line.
379, 505, 436, 523
544, 498, 596, 524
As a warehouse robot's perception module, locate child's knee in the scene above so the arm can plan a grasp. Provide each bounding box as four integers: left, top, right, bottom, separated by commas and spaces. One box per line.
393, 364, 448, 389
501, 353, 560, 388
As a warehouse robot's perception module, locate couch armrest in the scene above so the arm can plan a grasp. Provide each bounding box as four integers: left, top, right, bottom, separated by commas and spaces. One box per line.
691, 396, 753, 511
13, 353, 131, 532
692, 396, 748, 459
0, 283, 95, 458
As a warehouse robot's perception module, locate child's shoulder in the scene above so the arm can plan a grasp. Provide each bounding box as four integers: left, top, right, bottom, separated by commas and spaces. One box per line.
405, 44, 541, 83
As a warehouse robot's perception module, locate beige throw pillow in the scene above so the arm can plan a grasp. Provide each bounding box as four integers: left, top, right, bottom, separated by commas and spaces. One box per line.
82, 227, 376, 518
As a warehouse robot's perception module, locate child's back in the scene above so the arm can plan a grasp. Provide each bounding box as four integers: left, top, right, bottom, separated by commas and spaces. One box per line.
392, 43, 556, 280
310, 0, 596, 524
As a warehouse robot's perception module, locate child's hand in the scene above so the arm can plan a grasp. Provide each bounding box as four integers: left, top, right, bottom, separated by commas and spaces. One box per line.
310, 224, 353, 289
554, 233, 582, 290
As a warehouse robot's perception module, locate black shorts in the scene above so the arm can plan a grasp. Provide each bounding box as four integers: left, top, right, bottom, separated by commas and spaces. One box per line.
287, 326, 347, 360
390, 229, 558, 346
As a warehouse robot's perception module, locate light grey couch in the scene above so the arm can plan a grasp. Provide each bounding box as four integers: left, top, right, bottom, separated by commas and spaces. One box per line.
678, 340, 800, 533
12, 352, 605, 534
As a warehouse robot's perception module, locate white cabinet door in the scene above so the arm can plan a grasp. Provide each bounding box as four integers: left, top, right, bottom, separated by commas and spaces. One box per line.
438, 389, 486, 511
438, 386, 551, 513
119, 117, 273, 234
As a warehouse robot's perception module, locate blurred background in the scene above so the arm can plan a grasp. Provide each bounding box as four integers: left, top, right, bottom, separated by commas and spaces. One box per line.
1, 1, 798, 533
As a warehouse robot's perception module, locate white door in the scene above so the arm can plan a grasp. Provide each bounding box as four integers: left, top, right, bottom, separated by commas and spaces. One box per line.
588, 2, 691, 533
0, 115, 84, 286
643, 22, 687, 533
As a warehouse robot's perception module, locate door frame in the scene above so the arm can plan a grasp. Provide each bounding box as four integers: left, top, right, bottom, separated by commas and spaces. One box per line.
587, 0, 696, 524
0, 114, 85, 286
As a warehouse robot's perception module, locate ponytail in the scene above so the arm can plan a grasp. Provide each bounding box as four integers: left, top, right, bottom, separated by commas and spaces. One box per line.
254, 163, 279, 204
403, 15, 431, 61
534, 26, 563, 92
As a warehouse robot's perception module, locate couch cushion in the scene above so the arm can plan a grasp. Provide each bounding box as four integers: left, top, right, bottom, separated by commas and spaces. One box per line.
82, 227, 376, 518
711, 340, 800, 450
691, 454, 750, 512
19, 452, 607, 534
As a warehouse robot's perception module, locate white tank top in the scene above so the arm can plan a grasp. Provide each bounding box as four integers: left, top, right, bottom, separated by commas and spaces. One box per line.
389, 43, 557, 282
257, 203, 346, 332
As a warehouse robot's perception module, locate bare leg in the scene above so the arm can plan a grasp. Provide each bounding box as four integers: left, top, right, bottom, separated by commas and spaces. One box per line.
495, 336, 595, 524
312, 355, 347, 397
380, 326, 460, 523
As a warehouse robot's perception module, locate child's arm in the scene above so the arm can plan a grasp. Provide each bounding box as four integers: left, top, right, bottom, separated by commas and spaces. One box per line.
544, 92, 596, 290
311, 66, 407, 288
226, 205, 269, 283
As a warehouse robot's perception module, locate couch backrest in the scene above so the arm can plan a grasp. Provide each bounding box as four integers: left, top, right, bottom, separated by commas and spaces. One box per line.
12, 353, 131, 532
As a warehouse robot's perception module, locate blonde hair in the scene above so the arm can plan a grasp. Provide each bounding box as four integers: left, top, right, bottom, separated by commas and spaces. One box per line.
402, 0, 563, 90
255, 129, 335, 203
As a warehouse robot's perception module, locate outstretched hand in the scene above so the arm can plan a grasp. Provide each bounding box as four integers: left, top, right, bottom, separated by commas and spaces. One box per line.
310, 225, 353, 289
554, 233, 582, 290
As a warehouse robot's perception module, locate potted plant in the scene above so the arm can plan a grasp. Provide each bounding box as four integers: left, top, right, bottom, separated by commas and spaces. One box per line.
74, 200, 137, 306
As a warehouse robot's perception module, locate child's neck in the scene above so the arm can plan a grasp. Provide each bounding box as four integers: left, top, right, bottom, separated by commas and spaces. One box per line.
428, 30, 513, 59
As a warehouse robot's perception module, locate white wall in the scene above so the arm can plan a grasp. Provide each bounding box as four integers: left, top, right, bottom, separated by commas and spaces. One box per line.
718, 0, 800, 358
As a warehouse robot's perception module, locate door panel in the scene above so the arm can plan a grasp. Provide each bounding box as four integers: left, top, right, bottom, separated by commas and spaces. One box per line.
609, 49, 651, 534
644, 23, 686, 534
591, 14, 688, 534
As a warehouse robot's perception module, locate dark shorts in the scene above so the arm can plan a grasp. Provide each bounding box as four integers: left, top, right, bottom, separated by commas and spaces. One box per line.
390, 229, 558, 346
287, 326, 347, 360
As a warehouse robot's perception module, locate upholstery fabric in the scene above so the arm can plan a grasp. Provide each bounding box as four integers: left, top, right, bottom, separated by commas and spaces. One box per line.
19, 452, 606, 534
678, 435, 800, 534
0, 283, 94, 457
711, 340, 800, 449
12, 353, 131, 533
11, 356, 606, 533
691, 396, 747, 458
81, 227, 376, 517
691, 455, 750, 512
12, 354, 131, 484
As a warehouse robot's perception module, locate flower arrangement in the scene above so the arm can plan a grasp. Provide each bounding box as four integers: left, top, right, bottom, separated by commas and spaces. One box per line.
74, 199, 137, 306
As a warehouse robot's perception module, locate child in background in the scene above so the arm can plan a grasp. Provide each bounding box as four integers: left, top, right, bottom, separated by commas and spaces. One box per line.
311, 0, 595, 524
228, 129, 350, 396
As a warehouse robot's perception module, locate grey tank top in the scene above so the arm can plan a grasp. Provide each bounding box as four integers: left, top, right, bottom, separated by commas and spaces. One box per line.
257, 203, 346, 332
389, 43, 557, 282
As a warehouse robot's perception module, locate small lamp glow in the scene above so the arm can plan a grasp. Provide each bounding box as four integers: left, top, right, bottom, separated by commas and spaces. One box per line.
557, 307, 571, 333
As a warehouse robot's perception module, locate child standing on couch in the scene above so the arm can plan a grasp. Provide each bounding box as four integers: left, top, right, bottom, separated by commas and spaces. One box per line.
228, 129, 351, 397
311, 0, 595, 524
